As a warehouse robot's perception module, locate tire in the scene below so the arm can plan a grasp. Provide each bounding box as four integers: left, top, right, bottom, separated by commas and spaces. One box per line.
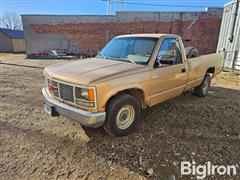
103, 94, 141, 137
185, 47, 199, 59
194, 74, 211, 97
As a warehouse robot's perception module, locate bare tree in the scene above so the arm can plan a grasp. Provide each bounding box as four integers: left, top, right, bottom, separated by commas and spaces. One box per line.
0, 12, 22, 30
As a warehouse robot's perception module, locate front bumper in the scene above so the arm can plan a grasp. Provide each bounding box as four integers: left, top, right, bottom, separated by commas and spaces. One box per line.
42, 88, 106, 128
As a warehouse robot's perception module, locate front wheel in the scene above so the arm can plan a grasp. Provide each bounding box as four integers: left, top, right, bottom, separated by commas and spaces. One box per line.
194, 74, 211, 97
103, 94, 141, 137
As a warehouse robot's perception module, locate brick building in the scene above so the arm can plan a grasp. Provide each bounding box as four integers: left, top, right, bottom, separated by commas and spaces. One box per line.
22, 8, 223, 57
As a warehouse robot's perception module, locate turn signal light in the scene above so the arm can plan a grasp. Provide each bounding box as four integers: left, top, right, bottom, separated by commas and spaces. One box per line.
88, 89, 94, 101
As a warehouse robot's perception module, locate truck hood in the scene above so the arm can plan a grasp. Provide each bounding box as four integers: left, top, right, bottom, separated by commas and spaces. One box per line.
44, 58, 144, 85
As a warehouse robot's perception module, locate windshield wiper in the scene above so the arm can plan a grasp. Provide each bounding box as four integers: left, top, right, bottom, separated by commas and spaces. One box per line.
135, 53, 151, 57
124, 58, 136, 64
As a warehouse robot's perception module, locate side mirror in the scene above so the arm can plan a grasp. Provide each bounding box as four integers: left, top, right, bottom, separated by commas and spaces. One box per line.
155, 50, 176, 66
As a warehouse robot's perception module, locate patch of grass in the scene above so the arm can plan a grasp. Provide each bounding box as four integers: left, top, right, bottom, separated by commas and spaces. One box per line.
228, 71, 239, 76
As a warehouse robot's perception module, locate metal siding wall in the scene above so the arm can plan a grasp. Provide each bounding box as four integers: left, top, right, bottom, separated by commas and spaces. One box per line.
233, 4, 240, 72
12, 39, 26, 52
236, 52, 240, 71
217, 7, 227, 51
217, 0, 240, 72
0, 32, 13, 52
226, 3, 234, 69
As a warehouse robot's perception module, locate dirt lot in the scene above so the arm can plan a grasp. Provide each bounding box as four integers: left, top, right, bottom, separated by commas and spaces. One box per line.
0, 54, 240, 180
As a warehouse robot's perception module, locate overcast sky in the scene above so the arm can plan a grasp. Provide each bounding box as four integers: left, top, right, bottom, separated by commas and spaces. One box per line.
1, 0, 230, 16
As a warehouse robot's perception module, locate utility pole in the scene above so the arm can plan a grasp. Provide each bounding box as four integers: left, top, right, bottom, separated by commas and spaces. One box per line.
106, 0, 124, 15
121, 0, 124, 11
107, 0, 113, 15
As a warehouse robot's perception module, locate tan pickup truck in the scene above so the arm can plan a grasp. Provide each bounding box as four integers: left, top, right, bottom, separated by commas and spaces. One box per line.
42, 34, 223, 136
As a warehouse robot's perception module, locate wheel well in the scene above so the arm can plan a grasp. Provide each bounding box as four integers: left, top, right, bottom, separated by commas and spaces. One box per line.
206, 67, 215, 77
106, 89, 145, 109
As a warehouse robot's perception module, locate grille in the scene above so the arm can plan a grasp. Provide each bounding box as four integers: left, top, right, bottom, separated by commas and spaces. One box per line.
47, 79, 74, 103
49, 80, 59, 97
46, 78, 95, 108
51, 81, 58, 87
59, 83, 74, 102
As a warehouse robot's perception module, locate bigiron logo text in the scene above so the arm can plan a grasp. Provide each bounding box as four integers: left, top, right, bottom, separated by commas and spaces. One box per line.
181, 161, 238, 179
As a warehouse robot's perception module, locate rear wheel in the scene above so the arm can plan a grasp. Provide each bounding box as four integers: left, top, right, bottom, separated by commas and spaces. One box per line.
103, 94, 141, 137
194, 74, 211, 97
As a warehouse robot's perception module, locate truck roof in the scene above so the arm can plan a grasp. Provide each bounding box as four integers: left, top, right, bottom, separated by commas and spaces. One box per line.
116, 33, 178, 39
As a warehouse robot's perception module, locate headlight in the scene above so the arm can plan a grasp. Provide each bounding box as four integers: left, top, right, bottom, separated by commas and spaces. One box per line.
75, 87, 95, 101
75, 87, 95, 107
76, 88, 89, 100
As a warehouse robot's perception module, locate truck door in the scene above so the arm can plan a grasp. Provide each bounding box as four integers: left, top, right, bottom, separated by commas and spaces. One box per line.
150, 37, 188, 106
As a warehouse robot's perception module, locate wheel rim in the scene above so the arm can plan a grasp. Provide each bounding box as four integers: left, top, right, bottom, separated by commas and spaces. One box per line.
116, 105, 135, 130
203, 79, 209, 94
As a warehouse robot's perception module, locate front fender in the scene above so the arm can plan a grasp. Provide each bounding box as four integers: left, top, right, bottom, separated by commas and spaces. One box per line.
97, 84, 148, 111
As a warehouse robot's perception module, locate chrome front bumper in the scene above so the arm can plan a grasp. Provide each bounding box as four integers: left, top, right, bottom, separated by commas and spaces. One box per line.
42, 88, 106, 128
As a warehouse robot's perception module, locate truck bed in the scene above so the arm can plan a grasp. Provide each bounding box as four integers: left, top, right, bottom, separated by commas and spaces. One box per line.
186, 53, 224, 90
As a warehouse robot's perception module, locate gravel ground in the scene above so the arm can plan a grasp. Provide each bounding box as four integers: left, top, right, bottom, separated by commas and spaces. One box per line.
0, 54, 240, 180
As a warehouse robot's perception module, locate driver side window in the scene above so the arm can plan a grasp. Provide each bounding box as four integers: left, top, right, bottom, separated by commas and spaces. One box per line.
156, 38, 182, 67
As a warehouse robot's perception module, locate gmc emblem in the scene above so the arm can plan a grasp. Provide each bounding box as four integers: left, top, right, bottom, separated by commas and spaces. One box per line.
49, 85, 58, 91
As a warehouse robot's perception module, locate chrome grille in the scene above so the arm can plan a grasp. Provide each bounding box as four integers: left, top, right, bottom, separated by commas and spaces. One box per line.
51, 81, 58, 87
48, 80, 59, 97
47, 78, 74, 103
59, 83, 74, 102
45, 77, 96, 109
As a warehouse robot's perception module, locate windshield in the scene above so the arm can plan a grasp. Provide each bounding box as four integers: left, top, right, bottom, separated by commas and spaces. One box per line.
97, 37, 158, 65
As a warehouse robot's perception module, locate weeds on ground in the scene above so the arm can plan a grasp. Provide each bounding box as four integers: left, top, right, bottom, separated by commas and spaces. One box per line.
228, 71, 239, 76
0, 53, 12, 56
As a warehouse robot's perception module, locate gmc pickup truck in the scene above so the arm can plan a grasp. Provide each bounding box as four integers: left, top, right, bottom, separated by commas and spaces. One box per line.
42, 34, 223, 136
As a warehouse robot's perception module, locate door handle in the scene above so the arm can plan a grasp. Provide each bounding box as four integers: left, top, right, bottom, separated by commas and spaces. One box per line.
181, 68, 186, 73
